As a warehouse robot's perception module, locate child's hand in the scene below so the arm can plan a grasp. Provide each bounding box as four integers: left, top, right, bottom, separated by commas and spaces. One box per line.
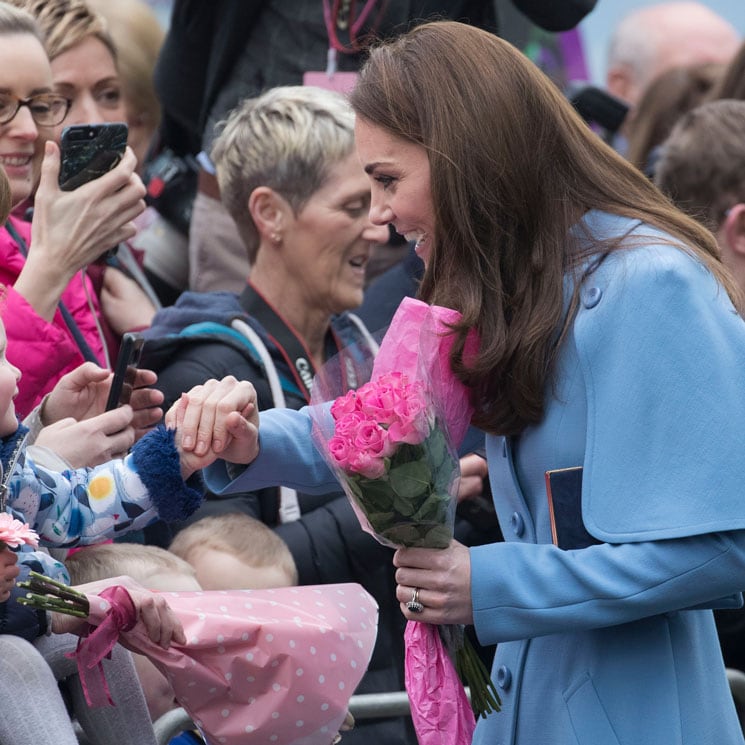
166, 376, 259, 477
0, 547, 19, 602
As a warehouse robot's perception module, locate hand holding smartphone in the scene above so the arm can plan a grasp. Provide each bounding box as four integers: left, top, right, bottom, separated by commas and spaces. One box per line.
58, 122, 128, 191
105, 332, 145, 412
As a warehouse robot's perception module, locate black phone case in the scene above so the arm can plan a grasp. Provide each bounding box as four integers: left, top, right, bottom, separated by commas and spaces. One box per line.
59, 123, 128, 191
105, 332, 144, 411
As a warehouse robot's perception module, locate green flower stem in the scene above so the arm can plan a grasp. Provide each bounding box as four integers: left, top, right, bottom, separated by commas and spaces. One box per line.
17, 571, 90, 617
454, 634, 501, 718
17, 594, 89, 618
25, 571, 88, 602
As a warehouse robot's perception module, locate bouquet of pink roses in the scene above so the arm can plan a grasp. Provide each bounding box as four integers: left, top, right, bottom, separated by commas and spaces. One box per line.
310, 298, 499, 745
325, 370, 456, 549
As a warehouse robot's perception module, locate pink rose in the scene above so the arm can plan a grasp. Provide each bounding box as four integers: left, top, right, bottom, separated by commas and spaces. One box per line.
353, 421, 391, 458
331, 390, 360, 420
334, 411, 367, 439
357, 374, 409, 425
388, 384, 430, 445
348, 450, 387, 479
328, 435, 353, 470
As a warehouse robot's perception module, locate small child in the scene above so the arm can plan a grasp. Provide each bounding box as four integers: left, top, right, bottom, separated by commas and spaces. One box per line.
0, 312, 255, 636
169, 512, 298, 591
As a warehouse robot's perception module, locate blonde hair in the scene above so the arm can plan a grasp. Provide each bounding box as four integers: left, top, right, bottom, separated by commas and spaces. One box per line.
211, 85, 355, 264
6, 0, 116, 61
170, 513, 298, 585
65, 543, 198, 587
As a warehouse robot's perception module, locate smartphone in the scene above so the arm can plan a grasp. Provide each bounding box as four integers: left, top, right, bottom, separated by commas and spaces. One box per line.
105, 332, 145, 412
58, 122, 128, 191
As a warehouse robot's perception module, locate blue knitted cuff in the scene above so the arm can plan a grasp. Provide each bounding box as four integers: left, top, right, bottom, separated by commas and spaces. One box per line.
131, 426, 203, 522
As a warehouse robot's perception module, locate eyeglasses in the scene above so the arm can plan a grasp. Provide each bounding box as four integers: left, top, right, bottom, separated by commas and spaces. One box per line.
0, 93, 71, 127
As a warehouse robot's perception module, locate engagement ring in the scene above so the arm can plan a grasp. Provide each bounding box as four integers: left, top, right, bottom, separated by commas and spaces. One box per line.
406, 587, 424, 613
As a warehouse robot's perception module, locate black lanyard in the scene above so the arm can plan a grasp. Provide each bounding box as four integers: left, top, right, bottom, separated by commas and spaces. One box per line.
4, 219, 102, 365
239, 282, 346, 402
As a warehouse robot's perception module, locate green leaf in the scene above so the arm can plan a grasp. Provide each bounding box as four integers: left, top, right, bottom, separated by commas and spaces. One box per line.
422, 524, 453, 548
389, 460, 431, 499
410, 492, 448, 523
381, 523, 430, 547
365, 511, 396, 531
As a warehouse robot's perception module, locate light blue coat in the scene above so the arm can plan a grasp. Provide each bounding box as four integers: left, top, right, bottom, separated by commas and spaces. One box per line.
206, 212, 745, 744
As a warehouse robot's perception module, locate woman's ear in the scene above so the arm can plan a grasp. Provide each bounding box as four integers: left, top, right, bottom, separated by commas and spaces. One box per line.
721, 204, 745, 260
248, 187, 288, 246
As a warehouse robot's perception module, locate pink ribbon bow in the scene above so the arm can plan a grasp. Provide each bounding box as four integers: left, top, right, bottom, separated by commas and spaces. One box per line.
68, 586, 138, 707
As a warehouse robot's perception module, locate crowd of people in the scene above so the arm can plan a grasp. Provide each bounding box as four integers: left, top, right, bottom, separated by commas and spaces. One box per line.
1, 0, 745, 744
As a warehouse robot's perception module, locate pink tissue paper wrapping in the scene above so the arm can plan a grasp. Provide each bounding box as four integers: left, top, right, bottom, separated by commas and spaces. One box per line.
75, 583, 378, 745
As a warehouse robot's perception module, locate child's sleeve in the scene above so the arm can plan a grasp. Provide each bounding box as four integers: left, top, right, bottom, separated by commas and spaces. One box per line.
7, 426, 203, 548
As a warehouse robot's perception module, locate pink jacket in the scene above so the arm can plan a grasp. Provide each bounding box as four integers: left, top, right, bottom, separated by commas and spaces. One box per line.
0, 217, 109, 417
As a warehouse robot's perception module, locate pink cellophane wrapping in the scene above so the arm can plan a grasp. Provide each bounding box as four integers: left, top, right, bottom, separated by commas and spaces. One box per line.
370, 296, 477, 448
77, 583, 378, 745
404, 621, 475, 745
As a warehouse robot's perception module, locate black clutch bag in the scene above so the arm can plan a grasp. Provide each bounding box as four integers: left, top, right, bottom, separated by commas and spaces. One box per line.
545, 466, 601, 550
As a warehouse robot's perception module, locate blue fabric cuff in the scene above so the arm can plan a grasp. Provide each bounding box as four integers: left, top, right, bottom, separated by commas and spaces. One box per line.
131, 426, 203, 522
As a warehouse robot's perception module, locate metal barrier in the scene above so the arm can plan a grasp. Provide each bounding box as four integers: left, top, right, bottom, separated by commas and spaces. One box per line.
91, 671, 745, 743
152, 691, 414, 744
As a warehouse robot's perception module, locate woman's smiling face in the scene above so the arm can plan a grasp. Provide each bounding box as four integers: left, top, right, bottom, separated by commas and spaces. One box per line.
0, 33, 54, 206
279, 151, 390, 315
354, 117, 435, 265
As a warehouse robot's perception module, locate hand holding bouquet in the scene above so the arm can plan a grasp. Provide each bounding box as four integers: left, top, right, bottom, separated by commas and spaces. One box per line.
18, 572, 378, 745
311, 298, 499, 745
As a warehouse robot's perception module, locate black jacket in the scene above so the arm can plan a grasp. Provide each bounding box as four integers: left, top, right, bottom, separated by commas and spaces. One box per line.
154, 0, 596, 156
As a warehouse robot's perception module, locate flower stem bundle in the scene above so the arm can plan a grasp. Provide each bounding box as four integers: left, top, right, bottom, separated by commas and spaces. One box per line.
17, 571, 90, 618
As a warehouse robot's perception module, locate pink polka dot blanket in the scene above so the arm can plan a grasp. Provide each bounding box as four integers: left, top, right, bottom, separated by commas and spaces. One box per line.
74, 583, 378, 745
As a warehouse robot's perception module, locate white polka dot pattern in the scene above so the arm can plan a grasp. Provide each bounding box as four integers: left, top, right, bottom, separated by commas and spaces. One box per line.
84, 583, 378, 745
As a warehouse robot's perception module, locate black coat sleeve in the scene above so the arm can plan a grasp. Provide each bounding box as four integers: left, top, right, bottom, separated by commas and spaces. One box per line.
152, 340, 272, 413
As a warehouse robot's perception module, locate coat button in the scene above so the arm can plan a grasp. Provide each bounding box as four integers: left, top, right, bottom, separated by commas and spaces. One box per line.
497, 665, 512, 690
510, 512, 525, 537
582, 287, 602, 308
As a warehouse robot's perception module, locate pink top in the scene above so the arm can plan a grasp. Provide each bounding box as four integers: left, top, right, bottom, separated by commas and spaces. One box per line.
0, 217, 109, 417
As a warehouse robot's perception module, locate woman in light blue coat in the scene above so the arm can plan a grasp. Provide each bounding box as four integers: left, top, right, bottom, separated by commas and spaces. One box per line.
177, 21, 745, 745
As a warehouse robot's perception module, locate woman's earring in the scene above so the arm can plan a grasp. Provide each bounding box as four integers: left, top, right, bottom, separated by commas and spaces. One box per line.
271, 232, 282, 245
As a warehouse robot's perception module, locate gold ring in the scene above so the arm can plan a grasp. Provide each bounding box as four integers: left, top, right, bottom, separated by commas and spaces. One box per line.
406, 587, 424, 613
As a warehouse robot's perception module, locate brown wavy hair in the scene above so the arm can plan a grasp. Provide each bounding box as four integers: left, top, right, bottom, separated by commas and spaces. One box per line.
350, 21, 742, 435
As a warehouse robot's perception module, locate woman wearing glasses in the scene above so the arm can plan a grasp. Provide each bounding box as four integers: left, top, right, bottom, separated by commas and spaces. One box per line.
0, 1, 146, 418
